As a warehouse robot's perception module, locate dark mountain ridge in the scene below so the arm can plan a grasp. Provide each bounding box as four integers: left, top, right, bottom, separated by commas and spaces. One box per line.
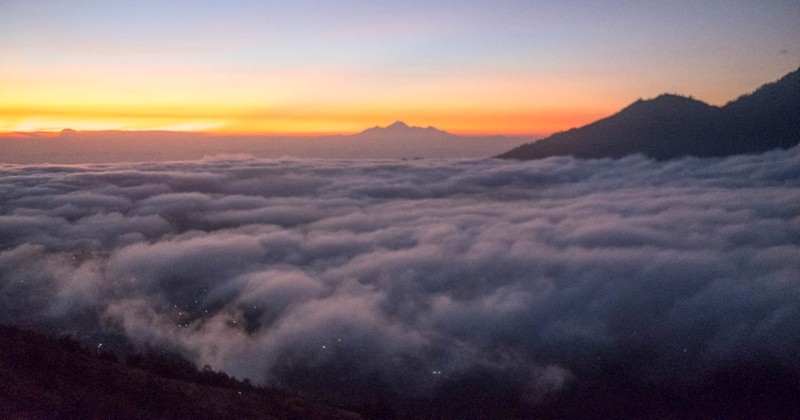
498, 68, 800, 160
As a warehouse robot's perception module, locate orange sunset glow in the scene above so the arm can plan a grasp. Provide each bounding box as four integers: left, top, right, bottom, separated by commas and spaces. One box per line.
0, 104, 606, 136
2, 68, 615, 135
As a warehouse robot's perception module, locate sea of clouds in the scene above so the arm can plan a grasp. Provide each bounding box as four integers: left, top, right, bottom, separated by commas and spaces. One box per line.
1, 148, 799, 406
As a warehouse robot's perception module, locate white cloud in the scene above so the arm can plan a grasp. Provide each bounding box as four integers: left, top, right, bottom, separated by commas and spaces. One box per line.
1, 148, 799, 407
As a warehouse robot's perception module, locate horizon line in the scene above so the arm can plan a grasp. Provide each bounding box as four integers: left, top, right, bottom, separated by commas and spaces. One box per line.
0, 127, 549, 138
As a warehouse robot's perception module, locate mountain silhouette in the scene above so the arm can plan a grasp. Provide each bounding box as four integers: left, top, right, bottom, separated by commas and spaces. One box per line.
353, 121, 456, 140
498, 67, 800, 160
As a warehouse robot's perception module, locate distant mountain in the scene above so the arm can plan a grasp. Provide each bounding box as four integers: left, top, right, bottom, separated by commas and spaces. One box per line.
498, 67, 800, 160
1, 124, 529, 162
352, 121, 457, 140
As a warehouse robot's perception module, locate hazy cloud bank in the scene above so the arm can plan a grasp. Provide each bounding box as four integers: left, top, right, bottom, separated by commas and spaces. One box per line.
1, 149, 799, 407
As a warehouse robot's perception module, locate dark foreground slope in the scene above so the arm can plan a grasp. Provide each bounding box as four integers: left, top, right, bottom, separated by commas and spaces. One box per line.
3, 326, 798, 420
499, 67, 800, 160
0, 325, 361, 420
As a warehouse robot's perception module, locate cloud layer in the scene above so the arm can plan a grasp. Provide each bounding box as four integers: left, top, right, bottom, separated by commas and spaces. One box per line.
1, 149, 799, 410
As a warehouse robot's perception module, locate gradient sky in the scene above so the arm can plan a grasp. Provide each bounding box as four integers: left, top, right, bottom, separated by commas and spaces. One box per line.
2, 0, 798, 135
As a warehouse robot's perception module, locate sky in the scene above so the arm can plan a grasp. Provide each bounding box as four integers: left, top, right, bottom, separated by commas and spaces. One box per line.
1, 0, 798, 135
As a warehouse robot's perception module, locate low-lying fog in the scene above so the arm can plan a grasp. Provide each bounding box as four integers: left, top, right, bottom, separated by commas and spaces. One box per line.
1, 147, 798, 405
